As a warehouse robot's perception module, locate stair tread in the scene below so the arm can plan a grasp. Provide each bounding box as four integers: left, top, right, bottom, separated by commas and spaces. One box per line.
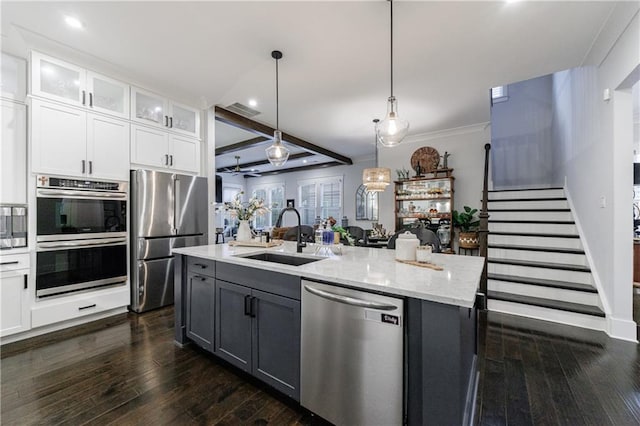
488, 187, 564, 192
488, 244, 584, 254
488, 208, 570, 212
488, 273, 597, 293
488, 290, 605, 317
489, 219, 575, 224
488, 257, 591, 272
487, 197, 567, 202
489, 231, 580, 239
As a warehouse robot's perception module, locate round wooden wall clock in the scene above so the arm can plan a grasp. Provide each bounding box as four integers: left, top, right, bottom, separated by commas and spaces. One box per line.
410, 146, 440, 174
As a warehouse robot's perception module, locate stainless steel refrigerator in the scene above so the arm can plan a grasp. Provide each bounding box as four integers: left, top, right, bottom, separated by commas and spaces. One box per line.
130, 169, 208, 313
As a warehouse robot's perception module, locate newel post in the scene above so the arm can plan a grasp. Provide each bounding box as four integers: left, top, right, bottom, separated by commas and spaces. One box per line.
478, 143, 491, 310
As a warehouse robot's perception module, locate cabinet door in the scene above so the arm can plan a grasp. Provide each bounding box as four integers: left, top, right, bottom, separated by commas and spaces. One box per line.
215, 280, 252, 372
186, 274, 214, 352
1, 52, 27, 102
130, 124, 169, 169
252, 289, 301, 400
31, 52, 85, 107
169, 102, 200, 138
0, 270, 30, 337
169, 134, 200, 174
86, 71, 129, 119
131, 87, 167, 128
1, 101, 27, 204
31, 99, 87, 177
87, 113, 130, 181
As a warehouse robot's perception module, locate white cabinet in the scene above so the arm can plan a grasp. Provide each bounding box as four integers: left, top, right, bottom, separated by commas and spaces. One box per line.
131, 87, 200, 138
131, 124, 200, 174
0, 254, 31, 337
31, 99, 130, 180
31, 51, 129, 119
1, 52, 27, 102
1, 101, 27, 204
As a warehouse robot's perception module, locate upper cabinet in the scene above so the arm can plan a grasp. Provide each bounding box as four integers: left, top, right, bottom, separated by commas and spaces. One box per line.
31, 51, 129, 119
1, 53, 27, 103
131, 87, 200, 139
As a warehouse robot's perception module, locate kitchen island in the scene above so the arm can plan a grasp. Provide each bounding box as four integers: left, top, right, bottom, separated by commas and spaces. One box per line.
173, 242, 484, 426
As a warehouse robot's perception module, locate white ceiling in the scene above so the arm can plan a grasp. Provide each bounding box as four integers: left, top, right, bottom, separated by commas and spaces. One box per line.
1, 1, 622, 172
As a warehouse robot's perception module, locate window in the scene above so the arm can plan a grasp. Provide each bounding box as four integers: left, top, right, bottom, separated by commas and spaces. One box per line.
491, 86, 509, 104
298, 176, 343, 225
252, 183, 284, 229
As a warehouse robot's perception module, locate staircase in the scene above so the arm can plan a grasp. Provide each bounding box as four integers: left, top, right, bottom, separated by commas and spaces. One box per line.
486, 187, 606, 331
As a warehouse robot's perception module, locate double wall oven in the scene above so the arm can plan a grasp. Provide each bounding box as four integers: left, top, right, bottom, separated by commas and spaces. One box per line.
36, 176, 128, 298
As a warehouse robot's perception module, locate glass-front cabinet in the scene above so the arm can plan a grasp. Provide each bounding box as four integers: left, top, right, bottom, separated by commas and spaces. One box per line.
31, 51, 130, 119
131, 87, 201, 139
394, 176, 454, 230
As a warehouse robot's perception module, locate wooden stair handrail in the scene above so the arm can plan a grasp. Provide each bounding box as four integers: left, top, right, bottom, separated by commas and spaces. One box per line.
478, 143, 491, 310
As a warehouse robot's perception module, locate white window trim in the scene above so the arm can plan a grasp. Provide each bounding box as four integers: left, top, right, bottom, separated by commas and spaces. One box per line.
251, 181, 285, 229
297, 175, 343, 225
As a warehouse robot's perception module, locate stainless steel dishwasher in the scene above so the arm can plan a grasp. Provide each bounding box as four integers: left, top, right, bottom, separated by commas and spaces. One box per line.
301, 280, 404, 426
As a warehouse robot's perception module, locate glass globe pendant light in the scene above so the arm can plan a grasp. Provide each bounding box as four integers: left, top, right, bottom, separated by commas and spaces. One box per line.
265, 50, 290, 166
377, 0, 409, 147
363, 119, 391, 192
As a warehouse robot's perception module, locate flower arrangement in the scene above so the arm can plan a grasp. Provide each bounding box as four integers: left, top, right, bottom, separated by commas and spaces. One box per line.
326, 216, 355, 246
224, 192, 270, 221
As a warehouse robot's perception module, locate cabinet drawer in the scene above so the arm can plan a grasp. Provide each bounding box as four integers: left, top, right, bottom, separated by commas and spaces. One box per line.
0, 253, 29, 272
216, 262, 300, 300
187, 257, 215, 277
31, 286, 129, 328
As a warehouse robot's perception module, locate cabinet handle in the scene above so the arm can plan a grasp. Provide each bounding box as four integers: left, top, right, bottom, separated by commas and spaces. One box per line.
193, 263, 207, 269
169, 155, 173, 166
82, 160, 86, 174
169, 117, 173, 128
192, 275, 206, 281
78, 304, 96, 311
0, 261, 19, 266
164, 115, 168, 127
244, 295, 252, 316
82, 90, 86, 105
89, 160, 93, 174
89, 92, 93, 107
23, 274, 27, 290
165, 154, 169, 166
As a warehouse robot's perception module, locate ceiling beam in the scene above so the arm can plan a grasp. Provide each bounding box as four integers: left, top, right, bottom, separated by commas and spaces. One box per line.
244, 161, 344, 178
215, 106, 353, 165
216, 152, 315, 173
214, 136, 269, 156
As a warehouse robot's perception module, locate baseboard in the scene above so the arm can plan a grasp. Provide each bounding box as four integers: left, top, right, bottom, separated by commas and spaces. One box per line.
607, 317, 639, 342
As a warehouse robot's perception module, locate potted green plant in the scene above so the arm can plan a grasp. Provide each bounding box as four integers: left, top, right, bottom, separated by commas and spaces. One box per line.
452, 206, 480, 249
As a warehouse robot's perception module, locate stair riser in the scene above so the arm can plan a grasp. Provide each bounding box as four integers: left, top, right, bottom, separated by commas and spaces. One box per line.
488, 248, 588, 266
488, 189, 565, 200
488, 234, 583, 250
489, 222, 577, 234
487, 300, 606, 331
488, 280, 600, 306
488, 199, 569, 210
489, 211, 573, 222
488, 263, 593, 285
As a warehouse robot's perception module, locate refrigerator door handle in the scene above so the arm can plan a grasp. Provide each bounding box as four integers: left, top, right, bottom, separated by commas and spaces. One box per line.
173, 177, 180, 234
304, 285, 398, 311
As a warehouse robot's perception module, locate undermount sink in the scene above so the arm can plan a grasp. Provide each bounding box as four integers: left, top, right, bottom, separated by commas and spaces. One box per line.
235, 252, 323, 266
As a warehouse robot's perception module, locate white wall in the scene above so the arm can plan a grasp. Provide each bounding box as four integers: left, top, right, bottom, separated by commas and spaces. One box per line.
378, 124, 490, 234
245, 159, 375, 228
561, 11, 639, 340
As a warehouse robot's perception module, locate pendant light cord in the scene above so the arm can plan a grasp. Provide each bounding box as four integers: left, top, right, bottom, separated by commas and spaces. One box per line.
373, 119, 380, 167
275, 56, 279, 129
390, 0, 394, 98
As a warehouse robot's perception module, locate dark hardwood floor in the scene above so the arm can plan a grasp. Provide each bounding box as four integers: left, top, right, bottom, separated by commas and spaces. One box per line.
1, 307, 638, 425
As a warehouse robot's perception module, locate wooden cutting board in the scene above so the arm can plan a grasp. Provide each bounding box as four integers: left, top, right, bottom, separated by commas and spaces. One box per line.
395, 259, 444, 271
228, 240, 283, 248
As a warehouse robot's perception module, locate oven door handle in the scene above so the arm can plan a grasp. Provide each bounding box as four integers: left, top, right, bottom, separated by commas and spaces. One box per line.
37, 237, 127, 250
37, 189, 127, 200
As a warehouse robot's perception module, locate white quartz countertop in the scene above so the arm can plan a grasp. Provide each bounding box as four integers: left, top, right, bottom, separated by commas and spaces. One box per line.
173, 242, 484, 308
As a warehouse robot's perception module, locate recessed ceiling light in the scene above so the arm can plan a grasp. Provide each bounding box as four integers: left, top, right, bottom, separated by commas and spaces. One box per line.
302, 159, 308, 164
64, 16, 84, 29
248, 99, 257, 107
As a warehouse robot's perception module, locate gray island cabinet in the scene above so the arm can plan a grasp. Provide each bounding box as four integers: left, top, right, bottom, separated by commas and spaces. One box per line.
173, 243, 484, 425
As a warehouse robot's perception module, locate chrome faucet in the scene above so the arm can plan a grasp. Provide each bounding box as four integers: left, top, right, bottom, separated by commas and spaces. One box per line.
276, 207, 306, 253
